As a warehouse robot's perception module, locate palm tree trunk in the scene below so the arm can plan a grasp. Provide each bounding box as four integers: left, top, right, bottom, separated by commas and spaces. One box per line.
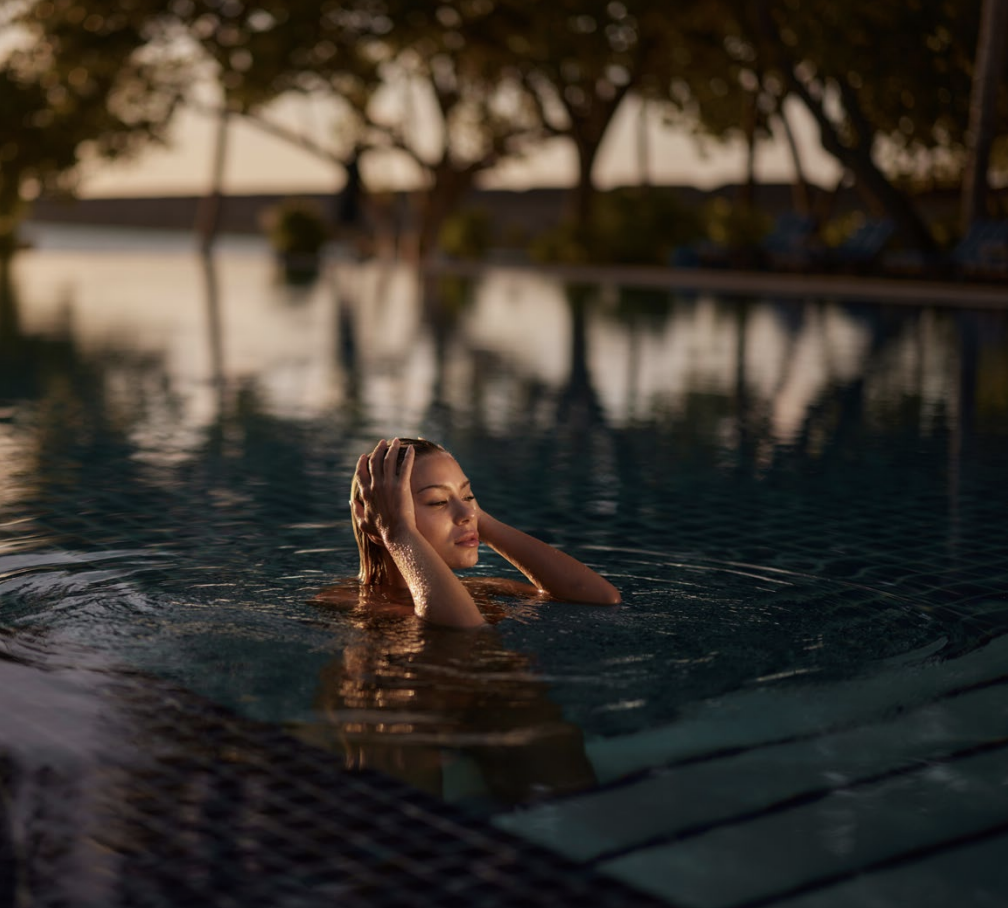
637, 96, 651, 188
739, 91, 758, 210
961, 0, 1008, 231
776, 105, 812, 215
196, 105, 230, 253
573, 138, 600, 227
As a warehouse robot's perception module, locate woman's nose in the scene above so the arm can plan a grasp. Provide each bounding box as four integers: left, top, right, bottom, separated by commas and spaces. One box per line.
453, 501, 475, 523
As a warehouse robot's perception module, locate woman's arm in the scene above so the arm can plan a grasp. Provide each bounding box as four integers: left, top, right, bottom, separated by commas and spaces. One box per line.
384, 525, 487, 627
356, 440, 486, 628
478, 511, 621, 605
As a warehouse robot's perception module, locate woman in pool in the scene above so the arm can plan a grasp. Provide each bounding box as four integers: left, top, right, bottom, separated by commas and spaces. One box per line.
349, 437, 620, 627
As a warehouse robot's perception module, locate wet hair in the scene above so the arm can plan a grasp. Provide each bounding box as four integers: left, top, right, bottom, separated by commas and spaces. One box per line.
351, 438, 449, 585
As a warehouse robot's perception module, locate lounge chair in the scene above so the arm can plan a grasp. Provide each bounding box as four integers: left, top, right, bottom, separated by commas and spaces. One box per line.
761, 213, 818, 270
952, 220, 1008, 279
827, 218, 895, 271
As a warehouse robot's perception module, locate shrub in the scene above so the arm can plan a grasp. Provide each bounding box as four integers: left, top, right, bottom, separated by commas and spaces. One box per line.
438, 207, 493, 260
529, 188, 705, 266
702, 197, 772, 249
264, 199, 329, 257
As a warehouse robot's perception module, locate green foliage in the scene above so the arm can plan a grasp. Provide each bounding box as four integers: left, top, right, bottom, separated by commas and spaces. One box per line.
671, 0, 990, 172
492, 0, 691, 222
0, 1, 186, 252
819, 211, 869, 249
264, 200, 329, 256
598, 188, 706, 262
7, 0, 1007, 261
528, 221, 596, 265
438, 208, 493, 260
178, 1, 380, 116
702, 197, 772, 249
530, 188, 705, 266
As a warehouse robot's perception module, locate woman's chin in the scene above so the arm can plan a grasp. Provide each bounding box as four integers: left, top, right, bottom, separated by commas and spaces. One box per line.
451, 548, 479, 569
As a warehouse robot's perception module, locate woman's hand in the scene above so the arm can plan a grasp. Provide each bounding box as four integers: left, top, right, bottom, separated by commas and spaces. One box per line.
353, 438, 417, 546
354, 438, 486, 628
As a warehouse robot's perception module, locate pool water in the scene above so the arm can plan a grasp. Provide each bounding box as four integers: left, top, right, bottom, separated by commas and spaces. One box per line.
2, 231, 1008, 902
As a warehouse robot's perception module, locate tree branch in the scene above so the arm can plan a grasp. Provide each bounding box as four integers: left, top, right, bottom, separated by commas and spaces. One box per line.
186, 97, 346, 167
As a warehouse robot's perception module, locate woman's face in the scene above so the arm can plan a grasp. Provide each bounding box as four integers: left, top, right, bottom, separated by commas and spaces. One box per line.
410, 452, 480, 570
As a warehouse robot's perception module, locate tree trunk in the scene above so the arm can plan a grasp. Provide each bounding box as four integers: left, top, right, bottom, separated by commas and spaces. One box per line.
416, 162, 478, 260
637, 96, 651, 188
0, 179, 25, 263
196, 105, 230, 253
789, 76, 936, 254
776, 105, 812, 215
751, 0, 934, 253
739, 90, 759, 210
560, 81, 633, 230
0, 251, 18, 343
572, 138, 600, 228
961, 0, 1008, 231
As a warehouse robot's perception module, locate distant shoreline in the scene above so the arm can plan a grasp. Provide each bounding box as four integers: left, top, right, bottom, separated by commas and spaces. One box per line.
27, 183, 876, 238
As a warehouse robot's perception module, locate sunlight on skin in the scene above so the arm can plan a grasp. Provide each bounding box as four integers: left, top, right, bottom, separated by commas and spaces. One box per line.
351, 438, 620, 628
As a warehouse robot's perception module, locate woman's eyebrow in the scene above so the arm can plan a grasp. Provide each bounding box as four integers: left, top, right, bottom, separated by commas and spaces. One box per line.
417, 479, 471, 493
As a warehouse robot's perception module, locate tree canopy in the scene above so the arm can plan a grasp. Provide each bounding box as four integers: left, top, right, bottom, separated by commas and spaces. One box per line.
1, 1, 191, 252
3, 0, 1006, 259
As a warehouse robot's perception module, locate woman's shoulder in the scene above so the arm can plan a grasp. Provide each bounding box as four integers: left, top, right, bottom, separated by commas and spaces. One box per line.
310, 579, 416, 616
313, 576, 541, 605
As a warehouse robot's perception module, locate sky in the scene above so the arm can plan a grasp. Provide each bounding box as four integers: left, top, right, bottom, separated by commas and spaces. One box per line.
78, 93, 842, 198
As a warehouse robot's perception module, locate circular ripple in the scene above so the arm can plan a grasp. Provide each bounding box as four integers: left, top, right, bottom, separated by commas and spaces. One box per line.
494, 547, 948, 738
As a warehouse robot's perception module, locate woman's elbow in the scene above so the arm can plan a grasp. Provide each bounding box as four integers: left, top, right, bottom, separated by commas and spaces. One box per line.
585, 582, 621, 606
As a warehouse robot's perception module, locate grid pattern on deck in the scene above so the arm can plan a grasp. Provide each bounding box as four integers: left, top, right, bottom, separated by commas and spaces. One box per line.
0, 668, 669, 908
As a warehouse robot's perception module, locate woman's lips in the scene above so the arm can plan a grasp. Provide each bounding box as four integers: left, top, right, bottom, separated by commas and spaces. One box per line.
455, 533, 479, 547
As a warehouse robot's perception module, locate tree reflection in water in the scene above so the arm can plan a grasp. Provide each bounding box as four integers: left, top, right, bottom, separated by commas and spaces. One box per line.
4, 245, 1008, 818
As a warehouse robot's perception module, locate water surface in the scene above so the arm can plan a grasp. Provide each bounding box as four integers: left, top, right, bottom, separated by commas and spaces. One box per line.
2, 228, 1007, 809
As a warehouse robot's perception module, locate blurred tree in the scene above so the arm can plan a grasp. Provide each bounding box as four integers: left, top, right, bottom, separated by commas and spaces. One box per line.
664, 0, 1005, 252
325, 1, 550, 257
495, 0, 681, 227
177, 1, 545, 257
747, 0, 991, 252
656, 2, 783, 212
176, 1, 381, 250
0, 1, 186, 258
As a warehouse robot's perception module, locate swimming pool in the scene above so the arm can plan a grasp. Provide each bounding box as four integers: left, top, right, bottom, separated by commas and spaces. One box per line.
3, 228, 1008, 905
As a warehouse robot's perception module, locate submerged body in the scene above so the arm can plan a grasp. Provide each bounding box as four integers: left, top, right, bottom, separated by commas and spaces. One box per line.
335, 438, 620, 628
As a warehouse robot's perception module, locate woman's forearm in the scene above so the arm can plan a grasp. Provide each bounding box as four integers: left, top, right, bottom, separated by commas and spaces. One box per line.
385, 528, 487, 628
478, 512, 621, 605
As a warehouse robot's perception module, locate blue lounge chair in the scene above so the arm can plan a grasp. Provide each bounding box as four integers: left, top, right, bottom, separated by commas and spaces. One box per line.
761, 213, 818, 270
829, 218, 895, 270
952, 220, 1008, 278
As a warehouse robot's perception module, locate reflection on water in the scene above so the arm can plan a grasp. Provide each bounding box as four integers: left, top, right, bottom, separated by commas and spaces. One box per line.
300, 599, 595, 806
10, 236, 1002, 443
2, 229, 1008, 806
